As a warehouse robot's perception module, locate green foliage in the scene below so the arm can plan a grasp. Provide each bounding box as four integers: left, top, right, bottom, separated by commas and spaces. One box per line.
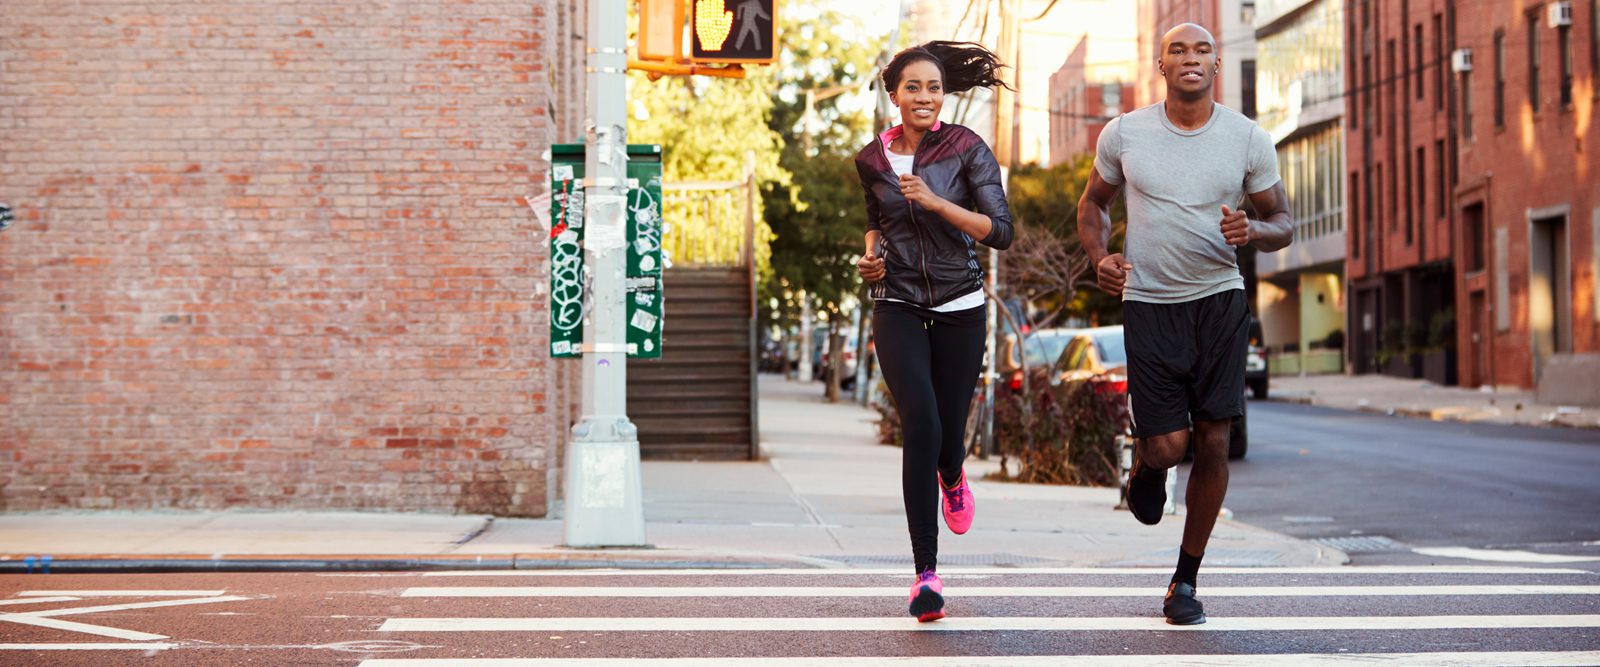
761, 12, 882, 324
1002, 154, 1126, 327
626, 62, 790, 270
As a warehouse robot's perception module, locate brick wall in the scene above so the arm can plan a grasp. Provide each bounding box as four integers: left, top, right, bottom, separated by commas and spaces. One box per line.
0, 0, 576, 515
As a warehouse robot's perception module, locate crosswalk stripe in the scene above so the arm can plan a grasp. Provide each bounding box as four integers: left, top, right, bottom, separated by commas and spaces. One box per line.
356, 652, 1600, 667
400, 584, 1600, 598
419, 566, 1587, 577
0, 643, 178, 651
17, 590, 227, 597
378, 614, 1600, 633
0, 597, 80, 606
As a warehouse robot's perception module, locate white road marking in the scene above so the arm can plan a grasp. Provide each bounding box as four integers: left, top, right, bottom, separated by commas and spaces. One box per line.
0, 643, 177, 651
18, 590, 228, 597
418, 565, 1588, 577
400, 584, 1600, 598
0, 614, 169, 641
1412, 547, 1600, 563
378, 614, 1600, 633
25, 596, 253, 618
0, 597, 80, 606
0, 594, 251, 642
357, 652, 1600, 667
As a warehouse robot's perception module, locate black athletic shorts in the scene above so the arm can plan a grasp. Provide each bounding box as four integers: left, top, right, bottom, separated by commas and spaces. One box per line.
1124, 288, 1249, 439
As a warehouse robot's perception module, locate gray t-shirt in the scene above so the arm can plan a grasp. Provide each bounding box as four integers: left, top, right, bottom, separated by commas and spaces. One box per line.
1094, 102, 1280, 304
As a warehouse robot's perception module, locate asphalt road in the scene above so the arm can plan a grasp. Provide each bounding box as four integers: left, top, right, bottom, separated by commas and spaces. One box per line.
3, 567, 1598, 665
1185, 400, 1600, 565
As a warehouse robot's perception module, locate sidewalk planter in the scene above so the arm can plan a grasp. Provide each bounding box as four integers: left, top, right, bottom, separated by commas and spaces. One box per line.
1422, 348, 1458, 386
1382, 354, 1421, 379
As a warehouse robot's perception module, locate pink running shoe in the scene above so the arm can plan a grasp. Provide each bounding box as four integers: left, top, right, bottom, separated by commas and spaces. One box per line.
941, 469, 975, 535
908, 570, 945, 622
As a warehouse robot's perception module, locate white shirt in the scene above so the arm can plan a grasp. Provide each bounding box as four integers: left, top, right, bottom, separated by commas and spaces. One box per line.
879, 146, 985, 313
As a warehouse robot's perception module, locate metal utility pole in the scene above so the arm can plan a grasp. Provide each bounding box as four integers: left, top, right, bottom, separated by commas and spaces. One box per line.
565, 0, 646, 547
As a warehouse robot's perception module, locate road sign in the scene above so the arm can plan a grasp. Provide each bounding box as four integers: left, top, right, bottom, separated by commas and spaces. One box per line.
690, 0, 776, 64
549, 144, 664, 359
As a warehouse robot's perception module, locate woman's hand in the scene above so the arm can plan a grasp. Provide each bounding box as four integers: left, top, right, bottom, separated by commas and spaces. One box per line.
898, 173, 947, 214
857, 251, 886, 282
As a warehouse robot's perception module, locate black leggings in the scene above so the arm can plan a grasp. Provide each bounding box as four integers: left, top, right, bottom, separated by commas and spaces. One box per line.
873, 300, 987, 574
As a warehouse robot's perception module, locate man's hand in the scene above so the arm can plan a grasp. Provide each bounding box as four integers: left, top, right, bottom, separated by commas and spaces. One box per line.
898, 173, 946, 213
1096, 253, 1133, 296
858, 247, 886, 282
1221, 205, 1252, 247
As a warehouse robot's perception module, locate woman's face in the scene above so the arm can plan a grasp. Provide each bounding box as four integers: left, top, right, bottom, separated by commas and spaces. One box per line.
890, 59, 943, 133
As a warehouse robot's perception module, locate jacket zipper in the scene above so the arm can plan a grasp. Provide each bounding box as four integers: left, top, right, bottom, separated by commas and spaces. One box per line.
904, 134, 935, 307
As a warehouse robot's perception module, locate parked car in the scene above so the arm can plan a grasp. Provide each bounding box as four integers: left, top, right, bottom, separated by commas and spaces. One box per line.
1246, 316, 1269, 399
1004, 327, 1082, 390
1048, 325, 1247, 460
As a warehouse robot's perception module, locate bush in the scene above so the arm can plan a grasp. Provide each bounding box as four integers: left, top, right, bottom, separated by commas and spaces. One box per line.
991, 369, 1125, 486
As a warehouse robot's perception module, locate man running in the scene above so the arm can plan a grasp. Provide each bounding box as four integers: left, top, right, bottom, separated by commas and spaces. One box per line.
1077, 22, 1293, 625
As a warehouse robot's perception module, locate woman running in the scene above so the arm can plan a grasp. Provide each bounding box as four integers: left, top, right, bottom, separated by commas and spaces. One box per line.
854, 40, 1014, 622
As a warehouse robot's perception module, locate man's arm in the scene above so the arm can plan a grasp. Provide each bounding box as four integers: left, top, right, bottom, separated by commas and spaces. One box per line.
1078, 167, 1130, 295
1241, 182, 1293, 253
1078, 168, 1121, 268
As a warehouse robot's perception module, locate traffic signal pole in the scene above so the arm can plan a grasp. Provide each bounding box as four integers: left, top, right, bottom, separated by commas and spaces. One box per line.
564, 0, 646, 547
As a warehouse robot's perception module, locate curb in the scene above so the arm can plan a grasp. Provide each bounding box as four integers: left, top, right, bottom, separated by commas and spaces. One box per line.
1268, 396, 1600, 430
0, 552, 822, 574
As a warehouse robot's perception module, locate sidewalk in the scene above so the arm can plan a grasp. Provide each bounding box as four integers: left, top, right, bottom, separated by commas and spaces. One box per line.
1269, 373, 1600, 430
0, 376, 1345, 572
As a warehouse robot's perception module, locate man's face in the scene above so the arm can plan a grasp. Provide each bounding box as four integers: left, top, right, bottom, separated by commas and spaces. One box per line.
1159, 25, 1218, 99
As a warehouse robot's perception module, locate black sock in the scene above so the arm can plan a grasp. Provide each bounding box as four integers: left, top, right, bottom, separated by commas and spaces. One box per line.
1173, 548, 1202, 587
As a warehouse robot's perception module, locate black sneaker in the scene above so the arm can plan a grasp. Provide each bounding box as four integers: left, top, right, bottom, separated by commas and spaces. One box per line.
1126, 450, 1166, 525
1163, 582, 1206, 625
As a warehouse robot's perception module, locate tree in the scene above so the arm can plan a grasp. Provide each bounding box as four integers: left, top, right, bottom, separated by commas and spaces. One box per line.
1002, 154, 1126, 329
761, 12, 883, 401
626, 59, 790, 270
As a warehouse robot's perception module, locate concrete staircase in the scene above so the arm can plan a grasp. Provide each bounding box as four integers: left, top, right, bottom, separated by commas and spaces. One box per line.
628, 266, 758, 460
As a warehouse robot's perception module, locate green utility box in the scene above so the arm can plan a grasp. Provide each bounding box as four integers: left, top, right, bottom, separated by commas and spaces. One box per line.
549, 144, 664, 359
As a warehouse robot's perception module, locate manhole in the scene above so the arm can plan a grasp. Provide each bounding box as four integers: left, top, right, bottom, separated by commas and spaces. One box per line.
1311, 535, 1406, 553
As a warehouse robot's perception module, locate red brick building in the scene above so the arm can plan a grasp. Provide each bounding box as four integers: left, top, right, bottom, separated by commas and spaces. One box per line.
1047, 38, 1136, 166
1452, 0, 1600, 390
1347, 0, 1600, 390
0, 0, 590, 513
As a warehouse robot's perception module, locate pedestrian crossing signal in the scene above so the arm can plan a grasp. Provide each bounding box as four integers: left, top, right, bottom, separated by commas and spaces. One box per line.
690, 0, 776, 64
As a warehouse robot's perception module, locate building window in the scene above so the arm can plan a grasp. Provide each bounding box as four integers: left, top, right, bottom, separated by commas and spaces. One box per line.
1387, 40, 1398, 136
1495, 31, 1506, 128
1559, 23, 1573, 107
1435, 139, 1447, 218
1241, 0, 1255, 24
1462, 70, 1474, 140
1529, 12, 1541, 112
1415, 24, 1425, 99
1351, 172, 1362, 259
1435, 14, 1446, 110
1101, 82, 1121, 110
1241, 60, 1257, 119
1404, 148, 1414, 245
1415, 145, 1425, 243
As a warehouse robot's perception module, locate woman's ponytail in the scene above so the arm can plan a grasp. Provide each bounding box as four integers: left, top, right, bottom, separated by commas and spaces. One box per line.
882, 41, 1011, 95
